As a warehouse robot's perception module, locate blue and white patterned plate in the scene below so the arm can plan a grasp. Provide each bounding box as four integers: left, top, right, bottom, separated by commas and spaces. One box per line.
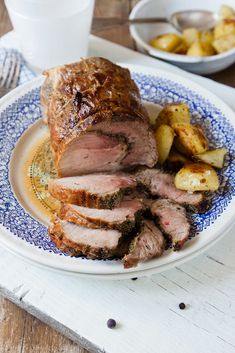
0, 64, 235, 279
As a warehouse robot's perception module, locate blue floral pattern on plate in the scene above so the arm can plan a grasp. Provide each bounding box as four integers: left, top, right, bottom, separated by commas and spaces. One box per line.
0, 72, 235, 256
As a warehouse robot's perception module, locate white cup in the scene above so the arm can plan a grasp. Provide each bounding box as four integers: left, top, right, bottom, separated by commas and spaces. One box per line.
5, 0, 95, 70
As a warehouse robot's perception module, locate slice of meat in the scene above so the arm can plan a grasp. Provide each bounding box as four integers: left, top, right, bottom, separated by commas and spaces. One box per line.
60, 206, 99, 229
58, 132, 128, 177
123, 220, 165, 269
92, 120, 157, 169
48, 173, 137, 209
41, 57, 157, 177
151, 199, 190, 250
60, 199, 144, 233
135, 168, 207, 212
49, 218, 129, 259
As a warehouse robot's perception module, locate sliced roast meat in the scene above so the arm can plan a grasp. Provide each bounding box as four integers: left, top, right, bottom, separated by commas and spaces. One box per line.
151, 199, 190, 250
93, 120, 157, 169
123, 220, 165, 269
41, 57, 157, 177
60, 199, 144, 233
60, 206, 99, 229
49, 218, 129, 259
48, 173, 137, 209
135, 168, 207, 212
58, 132, 128, 177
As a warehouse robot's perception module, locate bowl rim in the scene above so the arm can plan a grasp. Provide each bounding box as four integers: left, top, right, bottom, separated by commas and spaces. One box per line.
129, 0, 235, 64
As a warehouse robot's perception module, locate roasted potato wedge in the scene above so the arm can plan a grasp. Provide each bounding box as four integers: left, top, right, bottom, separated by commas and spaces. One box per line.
214, 19, 235, 39
154, 109, 170, 128
172, 123, 208, 156
200, 30, 214, 45
155, 125, 175, 164
193, 148, 228, 168
173, 138, 190, 156
219, 5, 235, 20
213, 34, 235, 53
149, 33, 182, 52
156, 103, 190, 128
173, 40, 188, 54
148, 5, 235, 58
182, 28, 200, 47
187, 41, 216, 56
175, 163, 219, 191
167, 149, 191, 170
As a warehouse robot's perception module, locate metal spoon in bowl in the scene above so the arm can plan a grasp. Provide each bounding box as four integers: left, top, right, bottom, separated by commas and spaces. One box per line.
92, 10, 218, 33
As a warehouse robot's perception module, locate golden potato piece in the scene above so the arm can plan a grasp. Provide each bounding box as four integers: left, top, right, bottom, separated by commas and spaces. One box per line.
214, 19, 235, 39
172, 123, 208, 156
193, 148, 228, 169
175, 163, 219, 191
213, 34, 235, 53
187, 41, 216, 56
167, 149, 191, 170
156, 103, 190, 128
200, 30, 214, 45
219, 5, 235, 20
173, 138, 190, 156
155, 125, 175, 164
149, 33, 182, 52
173, 40, 188, 54
154, 109, 170, 128
182, 28, 200, 47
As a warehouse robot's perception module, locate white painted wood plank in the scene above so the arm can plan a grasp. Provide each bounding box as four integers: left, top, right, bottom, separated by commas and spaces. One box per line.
1, 36, 235, 353
0, 224, 234, 353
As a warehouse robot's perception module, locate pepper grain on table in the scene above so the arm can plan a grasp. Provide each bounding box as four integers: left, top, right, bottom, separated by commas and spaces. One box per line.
0, 0, 235, 352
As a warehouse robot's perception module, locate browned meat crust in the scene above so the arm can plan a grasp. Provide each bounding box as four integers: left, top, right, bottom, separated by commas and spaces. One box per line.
41, 57, 157, 176
150, 199, 191, 250
135, 168, 209, 213
60, 205, 99, 229
48, 174, 137, 209
60, 200, 144, 234
123, 220, 165, 268
49, 217, 130, 259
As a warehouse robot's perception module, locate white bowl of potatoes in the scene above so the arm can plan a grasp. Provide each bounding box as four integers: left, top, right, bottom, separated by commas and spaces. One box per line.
130, 0, 235, 74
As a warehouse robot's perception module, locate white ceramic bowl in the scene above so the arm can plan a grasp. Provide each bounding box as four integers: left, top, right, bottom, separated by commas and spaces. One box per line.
129, 0, 235, 74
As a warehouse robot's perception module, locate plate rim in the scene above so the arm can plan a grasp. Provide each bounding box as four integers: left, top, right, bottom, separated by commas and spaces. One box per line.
0, 219, 234, 280
1, 64, 235, 278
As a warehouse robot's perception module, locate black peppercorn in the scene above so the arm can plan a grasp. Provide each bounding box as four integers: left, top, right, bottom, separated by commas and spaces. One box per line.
179, 302, 186, 310
107, 319, 116, 329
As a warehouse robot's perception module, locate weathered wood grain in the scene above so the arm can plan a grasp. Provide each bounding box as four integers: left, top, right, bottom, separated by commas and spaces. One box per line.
208, 67, 235, 87
0, 296, 26, 353
0, 296, 86, 353
0, 0, 12, 36
93, 0, 134, 48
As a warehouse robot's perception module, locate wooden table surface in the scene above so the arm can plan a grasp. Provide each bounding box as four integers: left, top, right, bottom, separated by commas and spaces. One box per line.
0, 1, 235, 352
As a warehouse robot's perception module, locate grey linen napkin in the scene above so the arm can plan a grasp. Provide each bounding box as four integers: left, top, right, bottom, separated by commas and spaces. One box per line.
0, 48, 36, 86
